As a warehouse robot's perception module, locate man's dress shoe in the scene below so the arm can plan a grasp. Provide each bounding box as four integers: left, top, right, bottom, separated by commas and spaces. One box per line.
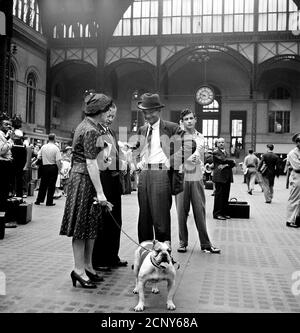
111, 260, 128, 267
215, 215, 226, 220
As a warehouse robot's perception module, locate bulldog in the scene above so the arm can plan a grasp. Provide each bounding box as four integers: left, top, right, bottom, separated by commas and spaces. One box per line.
132, 240, 176, 312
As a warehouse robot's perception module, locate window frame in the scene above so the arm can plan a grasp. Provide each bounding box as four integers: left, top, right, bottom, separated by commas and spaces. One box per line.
26, 72, 37, 124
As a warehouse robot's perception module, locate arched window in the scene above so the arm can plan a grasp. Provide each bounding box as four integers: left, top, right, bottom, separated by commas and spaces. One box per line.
79, 24, 83, 37
13, 0, 42, 33
68, 25, 74, 38
200, 99, 220, 148
51, 21, 98, 38
85, 24, 91, 37
26, 72, 36, 123
53, 25, 57, 38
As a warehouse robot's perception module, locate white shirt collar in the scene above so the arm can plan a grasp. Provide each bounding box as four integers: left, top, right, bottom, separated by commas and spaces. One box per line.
150, 118, 160, 130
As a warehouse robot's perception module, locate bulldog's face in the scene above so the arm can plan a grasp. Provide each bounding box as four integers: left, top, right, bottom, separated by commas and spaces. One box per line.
152, 240, 172, 266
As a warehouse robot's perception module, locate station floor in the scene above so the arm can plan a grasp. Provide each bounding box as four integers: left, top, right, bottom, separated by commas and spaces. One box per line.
0, 174, 300, 314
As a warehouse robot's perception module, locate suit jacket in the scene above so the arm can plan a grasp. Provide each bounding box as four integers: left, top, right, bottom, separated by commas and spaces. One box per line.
100, 127, 124, 195
132, 119, 184, 194
258, 152, 280, 181
133, 119, 184, 168
212, 148, 235, 183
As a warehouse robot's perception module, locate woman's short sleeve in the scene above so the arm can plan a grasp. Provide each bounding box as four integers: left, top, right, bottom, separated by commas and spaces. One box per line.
83, 129, 101, 160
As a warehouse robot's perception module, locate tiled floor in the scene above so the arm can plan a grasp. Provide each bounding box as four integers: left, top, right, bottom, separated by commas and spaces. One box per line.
0, 175, 300, 313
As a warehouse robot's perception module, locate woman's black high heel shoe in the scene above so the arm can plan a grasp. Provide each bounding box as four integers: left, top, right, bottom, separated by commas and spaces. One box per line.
85, 269, 104, 283
70, 271, 97, 288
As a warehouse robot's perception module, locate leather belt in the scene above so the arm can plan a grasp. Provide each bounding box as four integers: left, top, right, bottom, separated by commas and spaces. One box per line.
145, 163, 168, 170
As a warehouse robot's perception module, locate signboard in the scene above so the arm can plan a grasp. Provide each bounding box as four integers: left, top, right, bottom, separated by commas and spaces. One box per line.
34, 128, 45, 134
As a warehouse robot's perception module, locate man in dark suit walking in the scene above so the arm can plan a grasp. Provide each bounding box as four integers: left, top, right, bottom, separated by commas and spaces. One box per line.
212, 138, 236, 220
258, 144, 280, 204
131, 93, 183, 243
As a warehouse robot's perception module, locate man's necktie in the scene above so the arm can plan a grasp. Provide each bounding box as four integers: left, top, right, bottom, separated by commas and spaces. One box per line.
146, 125, 153, 157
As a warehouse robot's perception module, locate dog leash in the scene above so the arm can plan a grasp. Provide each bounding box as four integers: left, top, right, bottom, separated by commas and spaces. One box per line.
93, 199, 151, 253
106, 207, 180, 270
94, 200, 180, 269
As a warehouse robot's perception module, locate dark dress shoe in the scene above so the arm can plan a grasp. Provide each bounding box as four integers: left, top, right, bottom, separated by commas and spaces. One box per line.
223, 215, 231, 219
94, 265, 111, 272
5, 222, 17, 228
46, 203, 56, 206
202, 246, 221, 254
215, 215, 226, 220
85, 269, 104, 282
177, 246, 187, 253
286, 222, 299, 228
111, 260, 128, 267
34, 201, 40, 205
70, 271, 97, 289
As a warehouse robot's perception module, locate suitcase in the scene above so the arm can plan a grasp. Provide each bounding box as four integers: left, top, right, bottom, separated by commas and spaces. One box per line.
16, 203, 32, 225
226, 198, 250, 219
0, 212, 5, 240
204, 180, 214, 190
5, 197, 23, 222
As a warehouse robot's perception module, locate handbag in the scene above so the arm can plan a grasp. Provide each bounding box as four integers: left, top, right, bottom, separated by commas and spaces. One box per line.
35, 158, 43, 167
260, 162, 268, 175
226, 198, 250, 219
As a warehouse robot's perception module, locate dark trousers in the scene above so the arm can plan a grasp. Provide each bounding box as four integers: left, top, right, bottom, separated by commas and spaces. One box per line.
36, 165, 58, 205
137, 169, 172, 243
13, 168, 24, 197
213, 181, 231, 218
22, 169, 31, 194
0, 160, 12, 212
93, 171, 122, 266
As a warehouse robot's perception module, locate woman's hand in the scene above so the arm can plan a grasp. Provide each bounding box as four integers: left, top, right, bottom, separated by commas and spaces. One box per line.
95, 194, 114, 212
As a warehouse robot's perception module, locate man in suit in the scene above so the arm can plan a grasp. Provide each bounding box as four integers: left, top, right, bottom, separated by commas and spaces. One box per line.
93, 103, 128, 270
131, 93, 183, 243
258, 144, 280, 204
212, 138, 236, 220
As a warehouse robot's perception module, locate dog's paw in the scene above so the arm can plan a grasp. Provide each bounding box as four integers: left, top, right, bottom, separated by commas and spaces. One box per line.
132, 288, 138, 294
134, 303, 145, 312
151, 287, 160, 294
166, 301, 176, 310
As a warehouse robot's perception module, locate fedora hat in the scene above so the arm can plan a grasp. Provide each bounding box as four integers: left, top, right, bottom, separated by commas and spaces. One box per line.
137, 93, 165, 110
292, 132, 300, 142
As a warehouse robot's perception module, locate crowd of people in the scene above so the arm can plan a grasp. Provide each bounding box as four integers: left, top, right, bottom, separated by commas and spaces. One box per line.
1, 92, 299, 288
